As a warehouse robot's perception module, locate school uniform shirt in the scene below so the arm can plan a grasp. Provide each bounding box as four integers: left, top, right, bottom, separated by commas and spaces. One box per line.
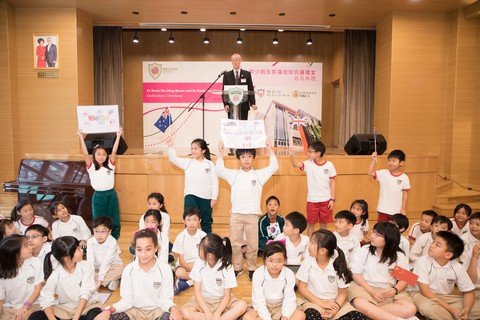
399, 235, 410, 257
274, 233, 310, 265
350, 220, 369, 244
409, 232, 433, 266
374, 169, 410, 215
408, 222, 426, 241
350, 245, 409, 289
252, 266, 297, 320
172, 228, 207, 265
462, 249, 480, 288
36, 241, 52, 265
87, 160, 115, 191
189, 259, 237, 300
39, 260, 99, 310
451, 218, 469, 236
51, 215, 91, 241
299, 159, 337, 202
413, 255, 475, 294
460, 231, 479, 263
139, 211, 171, 243
113, 257, 174, 313
167, 147, 219, 200
14, 216, 49, 235
216, 154, 278, 215
296, 256, 349, 300
0, 257, 43, 309
333, 232, 360, 266
86, 235, 122, 282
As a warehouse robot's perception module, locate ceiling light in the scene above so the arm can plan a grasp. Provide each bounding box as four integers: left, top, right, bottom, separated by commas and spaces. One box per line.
160, 28, 167, 32
278, 29, 284, 32
236, 32, 243, 44
168, 31, 175, 44
240, 28, 246, 31
200, 28, 206, 32
203, 32, 210, 44
272, 31, 279, 45
306, 32, 313, 45
132, 31, 139, 43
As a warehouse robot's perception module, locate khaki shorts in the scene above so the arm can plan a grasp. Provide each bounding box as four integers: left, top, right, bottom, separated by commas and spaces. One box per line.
51, 302, 102, 319
247, 301, 283, 320
184, 294, 241, 314
297, 297, 356, 320
95, 264, 124, 286
347, 282, 412, 306
125, 307, 166, 320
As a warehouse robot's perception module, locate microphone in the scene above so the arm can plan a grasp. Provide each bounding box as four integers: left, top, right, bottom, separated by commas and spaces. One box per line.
218, 70, 228, 77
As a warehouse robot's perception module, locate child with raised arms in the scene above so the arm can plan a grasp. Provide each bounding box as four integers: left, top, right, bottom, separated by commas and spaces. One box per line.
29, 236, 102, 320
50, 201, 91, 248
172, 207, 207, 295
181, 233, 247, 320
25, 225, 51, 265
451, 203, 472, 236
95, 229, 182, 320
408, 210, 437, 246
297, 229, 364, 320
348, 222, 417, 320
11, 200, 49, 235
77, 128, 122, 239
243, 241, 305, 320
258, 195, 284, 253
349, 200, 370, 245
86, 217, 123, 291
0, 235, 43, 320
166, 136, 218, 234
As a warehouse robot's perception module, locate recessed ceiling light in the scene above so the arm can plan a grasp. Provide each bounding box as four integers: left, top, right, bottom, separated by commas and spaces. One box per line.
181, 11, 188, 15
160, 28, 167, 32
230, 11, 237, 15
240, 28, 246, 31
132, 11, 139, 15
278, 12, 285, 16
200, 28, 206, 32
278, 29, 284, 32
329, 13, 336, 17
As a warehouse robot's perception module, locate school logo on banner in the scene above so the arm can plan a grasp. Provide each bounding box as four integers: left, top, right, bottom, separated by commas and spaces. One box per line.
153, 281, 161, 289
228, 87, 245, 107
148, 63, 162, 79
27, 276, 35, 284
216, 278, 223, 286
256, 88, 265, 98
328, 275, 335, 283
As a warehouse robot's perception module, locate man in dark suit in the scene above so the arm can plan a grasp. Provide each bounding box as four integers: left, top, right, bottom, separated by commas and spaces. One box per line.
45, 37, 57, 68
222, 53, 256, 120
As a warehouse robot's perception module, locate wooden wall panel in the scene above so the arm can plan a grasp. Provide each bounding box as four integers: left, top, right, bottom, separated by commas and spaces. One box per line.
76, 10, 94, 106
122, 30, 339, 151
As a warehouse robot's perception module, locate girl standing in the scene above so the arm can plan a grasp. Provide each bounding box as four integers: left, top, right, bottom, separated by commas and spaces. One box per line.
181, 233, 247, 320
166, 136, 218, 234
95, 229, 182, 320
243, 241, 305, 320
78, 128, 122, 239
297, 229, 364, 320
349, 200, 370, 245
348, 222, 417, 320
11, 201, 49, 235
0, 235, 43, 320
29, 236, 102, 320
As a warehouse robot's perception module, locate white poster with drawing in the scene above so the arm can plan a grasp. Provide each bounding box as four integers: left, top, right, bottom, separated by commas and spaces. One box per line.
76, 105, 120, 133
220, 119, 267, 148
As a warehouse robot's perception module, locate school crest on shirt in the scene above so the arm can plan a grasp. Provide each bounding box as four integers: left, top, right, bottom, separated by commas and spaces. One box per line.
153, 281, 161, 289
27, 276, 35, 284
388, 268, 394, 275
107, 171, 111, 176
324, 169, 329, 174
328, 275, 335, 283
447, 278, 455, 285
397, 179, 402, 185
73, 228, 78, 233
251, 179, 257, 186
298, 250, 305, 257
216, 278, 223, 286
205, 168, 211, 173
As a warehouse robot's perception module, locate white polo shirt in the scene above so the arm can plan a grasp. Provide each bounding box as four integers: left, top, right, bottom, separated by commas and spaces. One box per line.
451, 218, 469, 236
408, 222, 426, 241
216, 154, 278, 215
36, 241, 52, 265
374, 169, 410, 215
334, 231, 360, 265
39, 260, 99, 309
167, 147, 219, 200
0, 257, 43, 309
139, 211, 170, 242
409, 232, 433, 266
14, 216, 49, 235
252, 266, 297, 320
86, 235, 122, 281
399, 235, 410, 257
113, 258, 174, 313
189, 259, 237, 300
350, 220, 369, 244
296, 256, 349, 300
414, 255, 475, 294
351, 245, 409, 289
172, 228, 207, 264
460, 231, 479, 263
462, 249, 480, 288
52, 214, 91, 241
87, 160, 115, 191
300, 159, 337, 202
274, 233, 310, 265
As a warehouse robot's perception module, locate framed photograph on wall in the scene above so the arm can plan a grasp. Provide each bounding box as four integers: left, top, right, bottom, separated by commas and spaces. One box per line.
33, 34, 59, 69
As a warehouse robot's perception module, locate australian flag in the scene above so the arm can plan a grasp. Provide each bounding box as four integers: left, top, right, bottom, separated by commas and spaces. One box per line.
154, 108, 172, 133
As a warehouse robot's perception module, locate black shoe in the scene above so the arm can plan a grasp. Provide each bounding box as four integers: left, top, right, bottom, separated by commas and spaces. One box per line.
248, 270, 254, 281
234, 269, 244, 278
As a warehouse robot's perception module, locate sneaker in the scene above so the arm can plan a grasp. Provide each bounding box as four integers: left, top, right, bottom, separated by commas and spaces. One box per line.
248, 270, 254, 281
234, 269, 244, 278
107, 280, 119, 291
174, 279, 190, 295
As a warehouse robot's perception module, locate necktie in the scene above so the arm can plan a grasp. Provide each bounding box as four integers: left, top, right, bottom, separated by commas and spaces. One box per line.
235, 70, 239, 84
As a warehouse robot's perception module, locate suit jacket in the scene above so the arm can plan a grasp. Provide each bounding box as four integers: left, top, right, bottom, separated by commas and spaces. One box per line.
45, 43, 57, 66
222, 69, 256, 112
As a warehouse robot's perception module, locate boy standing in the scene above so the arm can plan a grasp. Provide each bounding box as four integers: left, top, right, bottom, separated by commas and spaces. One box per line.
274, 211, 309, 269
368, 150, 410, 222
289, 141, 336, 236
258, 195, 284, 252
333, 210, 360, 265
86, 216, 123, 291
411, 231, 480, 320
408, 210, 438, 246
216, 142, 278, 280
172, 207, 207, 294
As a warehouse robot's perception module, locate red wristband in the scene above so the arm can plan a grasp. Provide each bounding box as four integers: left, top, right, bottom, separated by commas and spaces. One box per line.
23, 301, 32, 308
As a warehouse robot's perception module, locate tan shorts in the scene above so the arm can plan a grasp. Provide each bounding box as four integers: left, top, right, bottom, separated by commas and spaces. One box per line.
0, 304, 41, 320
347, 282, 412, 306
247, 301, 283, 320
184, 294, 241, 314
51, 302, 102, 319
125, 307, 166, 320
95, 264, 124, 286
297, 297, 356, 320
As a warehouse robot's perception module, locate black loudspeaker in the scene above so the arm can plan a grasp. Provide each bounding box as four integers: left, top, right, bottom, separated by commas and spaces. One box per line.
84, 133, 128, 155
344, 134, 387, 155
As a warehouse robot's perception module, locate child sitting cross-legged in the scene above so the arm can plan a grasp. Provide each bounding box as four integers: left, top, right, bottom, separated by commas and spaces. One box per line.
274, 211, 309, 271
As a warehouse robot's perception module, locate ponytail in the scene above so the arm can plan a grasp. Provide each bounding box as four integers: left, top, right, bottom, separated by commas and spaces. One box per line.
333, 246, 353, 283
43, 252, 54, 280
200, 233, 232, 271
191, 138, 211, 161
220, 237, 232, 271
11, 200, 33, 222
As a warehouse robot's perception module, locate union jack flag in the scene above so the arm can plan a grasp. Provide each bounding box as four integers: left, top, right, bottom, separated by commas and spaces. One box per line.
154, 108, 172, 133
289, 114, 308, 128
